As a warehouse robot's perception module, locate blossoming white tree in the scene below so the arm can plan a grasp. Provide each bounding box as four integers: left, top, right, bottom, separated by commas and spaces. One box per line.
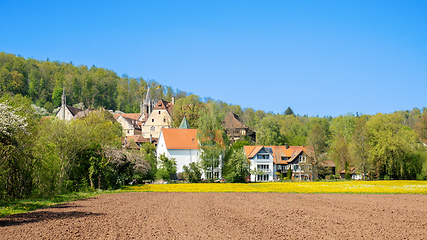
0, 101, 28, 143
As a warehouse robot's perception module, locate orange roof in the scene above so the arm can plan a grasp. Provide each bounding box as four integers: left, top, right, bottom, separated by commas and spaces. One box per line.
243, 145, 313, 164
162, 128, 198, 149
121, 113, 141, 120
243, 146, 263, 158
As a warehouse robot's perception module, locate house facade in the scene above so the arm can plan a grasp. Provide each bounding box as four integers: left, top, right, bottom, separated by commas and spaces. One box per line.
142, 99, 173, 139
156, 128, 222, 180
243, 145, 320, 181
114, 113, 142, 136
223, 112, 256, 143
243, 146, 274, 182
157, 129, 200, 179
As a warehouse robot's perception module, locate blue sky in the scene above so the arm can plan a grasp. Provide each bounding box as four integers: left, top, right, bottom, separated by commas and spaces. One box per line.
1, 0, 426, 117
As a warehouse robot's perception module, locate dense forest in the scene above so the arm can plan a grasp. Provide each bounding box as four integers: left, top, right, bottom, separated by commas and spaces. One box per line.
1, 52, 427, 201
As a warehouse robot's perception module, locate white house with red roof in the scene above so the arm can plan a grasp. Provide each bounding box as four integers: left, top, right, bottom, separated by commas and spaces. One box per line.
157, 128, 223, 180
243, 145, 321, 181
157, 128, 201, 178
243, 146, 275, 182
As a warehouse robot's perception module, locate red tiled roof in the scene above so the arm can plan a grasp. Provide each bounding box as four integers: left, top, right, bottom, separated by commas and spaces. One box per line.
162, 128, 198, 149
126, 135, 157, 143
243, 146, 263, 158
243, 145, 314, 165
121, 113, 141, 120
153, 100, 173, 115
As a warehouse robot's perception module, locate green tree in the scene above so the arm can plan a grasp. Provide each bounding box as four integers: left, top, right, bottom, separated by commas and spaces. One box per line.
223, 148, 250, 183
284, 107, 295, 116
286, 166, 293, 179
182, 162, 202, 183
351, 116, 370, 180
156, 154, 177, 181
257, 115, 285, 145
0, 94, 37, 200
173, 94, 206, 128
368, 113, 422, 179
140, 142, 157, 180
197, 105, 225, 180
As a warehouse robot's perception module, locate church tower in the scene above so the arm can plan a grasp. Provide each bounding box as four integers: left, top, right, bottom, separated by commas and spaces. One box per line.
140, 87, 154, 121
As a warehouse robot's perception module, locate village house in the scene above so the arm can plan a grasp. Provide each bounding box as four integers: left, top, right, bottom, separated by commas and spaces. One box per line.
340, 167, 362, 180
223, 112, 256, 143
156, 127, 222, 180
114, 113, 142, 136
243, 146, 275, 182
243, 145, 331, 181
141, 99, 174, 139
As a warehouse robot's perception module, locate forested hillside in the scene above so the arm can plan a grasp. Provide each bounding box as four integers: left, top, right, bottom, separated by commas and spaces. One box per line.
1, 52, 427, 202
0, 52, 185, 113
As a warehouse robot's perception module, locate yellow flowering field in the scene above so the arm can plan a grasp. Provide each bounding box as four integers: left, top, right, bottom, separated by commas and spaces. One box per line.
124, 181, 427, 194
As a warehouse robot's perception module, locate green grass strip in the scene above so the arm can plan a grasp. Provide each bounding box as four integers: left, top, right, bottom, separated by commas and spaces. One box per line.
0, 190, 118, 218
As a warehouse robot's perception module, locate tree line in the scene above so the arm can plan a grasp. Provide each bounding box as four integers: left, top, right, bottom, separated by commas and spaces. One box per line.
0, 52, 186, 113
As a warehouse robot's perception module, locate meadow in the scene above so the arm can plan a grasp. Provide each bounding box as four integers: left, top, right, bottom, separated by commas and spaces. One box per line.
124, 180, 427, 194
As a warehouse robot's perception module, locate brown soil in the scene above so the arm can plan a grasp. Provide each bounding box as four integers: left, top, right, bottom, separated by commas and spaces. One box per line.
1, 192, 426, 239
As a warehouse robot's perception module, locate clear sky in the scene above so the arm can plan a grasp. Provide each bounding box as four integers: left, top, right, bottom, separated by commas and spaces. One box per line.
1, 0, 426, 117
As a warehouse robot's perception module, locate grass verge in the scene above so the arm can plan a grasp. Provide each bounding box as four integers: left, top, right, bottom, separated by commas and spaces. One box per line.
0, 190, 117, 218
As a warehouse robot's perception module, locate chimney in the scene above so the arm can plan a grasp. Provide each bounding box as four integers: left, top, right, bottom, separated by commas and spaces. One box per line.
171, 96, 175, 105
285, 143, 288, 149
149, 134, 152, 144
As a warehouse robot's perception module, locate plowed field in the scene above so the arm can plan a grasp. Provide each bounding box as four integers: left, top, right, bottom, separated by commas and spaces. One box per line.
1, 192, 426, 239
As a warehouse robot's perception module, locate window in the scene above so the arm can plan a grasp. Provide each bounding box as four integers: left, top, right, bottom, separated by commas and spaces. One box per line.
257, 154, 269, 159
257, 164, 269, 171
163, 118, 166, 122
158, 111, 161, 114
152, 119, 154, 122
294, 165, 299, 171
257, 174, 269, 181
281, 156, 289, 160
150, 126, 155, 131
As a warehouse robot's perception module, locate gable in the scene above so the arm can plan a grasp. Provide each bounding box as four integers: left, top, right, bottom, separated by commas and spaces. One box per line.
144, 109, 172, 126
224, 112, 247, 129
153, 99, 173, 115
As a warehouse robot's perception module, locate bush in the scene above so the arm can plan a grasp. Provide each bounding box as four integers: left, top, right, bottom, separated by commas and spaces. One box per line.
416, 173, 427, 180
286, 167, 293, 179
